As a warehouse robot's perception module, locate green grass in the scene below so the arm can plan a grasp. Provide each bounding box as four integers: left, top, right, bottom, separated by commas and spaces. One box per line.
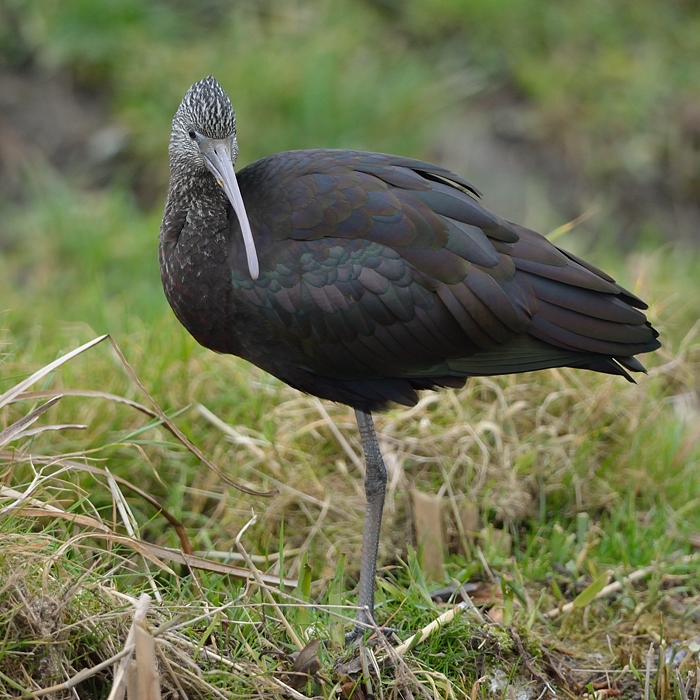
398, 0, 700, 216
1, 0, 700, 697
1, 290, 698, 695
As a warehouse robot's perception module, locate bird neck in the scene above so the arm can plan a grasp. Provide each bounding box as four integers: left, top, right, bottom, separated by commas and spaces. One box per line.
161, 170, 230, 244
169, 167, 226, 209
159, 168, 234, 354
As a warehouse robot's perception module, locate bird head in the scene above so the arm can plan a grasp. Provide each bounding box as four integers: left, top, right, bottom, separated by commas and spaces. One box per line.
170, 76, 259, 279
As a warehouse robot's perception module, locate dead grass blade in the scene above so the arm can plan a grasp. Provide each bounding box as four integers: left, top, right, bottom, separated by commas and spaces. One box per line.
543, 553, 700, 619
132, 619, 160, 700
1, 454, 197, 555
50, 531, 178, 575
106, 335, 275, 497
0, 395, 64, 448
1, 486, 296, 587
4, 335, 275, 497
22, 646, 135, 699
108, 593, 153, 700
139, 540, 297, 588
13, 388, 163, 420
0, 335, 109, 410
0, 499, 111, 533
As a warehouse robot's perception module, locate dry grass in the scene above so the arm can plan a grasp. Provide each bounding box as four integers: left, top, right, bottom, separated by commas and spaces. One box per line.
1, 319, 699, 697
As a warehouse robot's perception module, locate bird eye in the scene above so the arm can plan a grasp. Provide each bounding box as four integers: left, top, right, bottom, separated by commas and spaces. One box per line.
188, 129, 197, 140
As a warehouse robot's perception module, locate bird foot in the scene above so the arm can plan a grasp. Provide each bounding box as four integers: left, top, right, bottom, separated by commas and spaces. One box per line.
344, 623, 398, 649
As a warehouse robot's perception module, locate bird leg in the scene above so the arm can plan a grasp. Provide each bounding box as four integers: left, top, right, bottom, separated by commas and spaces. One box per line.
346, 409, 388, 646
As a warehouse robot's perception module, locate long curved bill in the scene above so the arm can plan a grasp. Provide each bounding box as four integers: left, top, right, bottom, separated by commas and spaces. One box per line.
202, 141, 260, 280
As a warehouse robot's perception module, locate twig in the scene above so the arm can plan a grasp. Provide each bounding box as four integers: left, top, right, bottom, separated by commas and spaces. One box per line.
358, 639, 377, 699
22, 646, 133, 698
394, 602, 468, 655
510, 627, 557, 697
543, 554, 700, 619
107, 593, 153, 700
644, 642, 655, 700
133, 618, 160, 700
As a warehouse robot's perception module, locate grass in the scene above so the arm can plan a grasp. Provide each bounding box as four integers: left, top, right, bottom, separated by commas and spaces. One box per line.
396, 0, 700, 244
1, 0, 700, 696
1, 287, 699, 695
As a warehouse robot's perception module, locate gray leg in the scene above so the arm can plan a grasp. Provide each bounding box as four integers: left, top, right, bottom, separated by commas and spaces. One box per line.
347, 409, 387, 644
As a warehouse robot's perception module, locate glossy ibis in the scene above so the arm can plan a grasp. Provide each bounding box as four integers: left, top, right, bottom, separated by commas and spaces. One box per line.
160, 77, 660, 641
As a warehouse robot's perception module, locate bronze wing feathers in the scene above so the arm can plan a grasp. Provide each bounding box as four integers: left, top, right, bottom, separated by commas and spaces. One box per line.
226, 150, 658, 411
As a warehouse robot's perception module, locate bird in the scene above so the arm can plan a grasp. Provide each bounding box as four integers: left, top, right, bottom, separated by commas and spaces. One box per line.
159, 76, 660, 643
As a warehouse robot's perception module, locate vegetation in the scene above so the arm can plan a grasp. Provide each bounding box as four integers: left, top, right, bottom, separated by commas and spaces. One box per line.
1, 0, 699, 697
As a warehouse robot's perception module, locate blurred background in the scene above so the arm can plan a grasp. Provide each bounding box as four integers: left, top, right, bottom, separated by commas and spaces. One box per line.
1, 0, 699, 343
2, 3, 700, 680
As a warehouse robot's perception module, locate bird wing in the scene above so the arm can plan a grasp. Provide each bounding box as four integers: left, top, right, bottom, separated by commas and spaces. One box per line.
227, 150, 657, 410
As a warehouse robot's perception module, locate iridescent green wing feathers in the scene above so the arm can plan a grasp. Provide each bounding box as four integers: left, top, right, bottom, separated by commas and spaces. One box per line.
228, 150, 658, 404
